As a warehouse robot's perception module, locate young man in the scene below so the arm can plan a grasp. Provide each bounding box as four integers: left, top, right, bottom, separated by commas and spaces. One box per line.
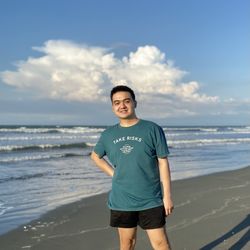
91, 85, 174, 250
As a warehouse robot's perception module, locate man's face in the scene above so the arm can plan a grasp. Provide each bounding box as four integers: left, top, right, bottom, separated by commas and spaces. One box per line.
111, 91, 136, 119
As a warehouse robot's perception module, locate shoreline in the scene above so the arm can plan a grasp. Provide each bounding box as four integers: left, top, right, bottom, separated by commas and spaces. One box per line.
0, 166, 250, 249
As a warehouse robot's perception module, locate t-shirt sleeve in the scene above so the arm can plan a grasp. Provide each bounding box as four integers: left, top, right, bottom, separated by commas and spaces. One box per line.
93, 133, 106, 158
152, 125, 170, 158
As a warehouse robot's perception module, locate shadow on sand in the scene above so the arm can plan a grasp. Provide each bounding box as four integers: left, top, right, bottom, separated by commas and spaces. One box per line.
200, 214, 250, 250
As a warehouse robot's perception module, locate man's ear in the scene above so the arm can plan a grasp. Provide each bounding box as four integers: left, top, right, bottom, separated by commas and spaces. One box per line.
134, 100, 137, 108
111, 103, 115, 113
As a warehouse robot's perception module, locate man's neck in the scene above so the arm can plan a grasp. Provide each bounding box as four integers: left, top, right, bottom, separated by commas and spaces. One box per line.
119, 117, 139, 127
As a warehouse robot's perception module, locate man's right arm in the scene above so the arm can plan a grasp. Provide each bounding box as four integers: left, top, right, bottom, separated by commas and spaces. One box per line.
91, 151, 114, 177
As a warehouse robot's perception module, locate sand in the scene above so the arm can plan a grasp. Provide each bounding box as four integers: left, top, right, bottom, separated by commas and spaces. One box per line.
0, 166, 250, 250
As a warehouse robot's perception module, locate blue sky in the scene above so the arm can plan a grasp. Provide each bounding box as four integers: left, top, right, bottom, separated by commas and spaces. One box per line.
0, 0, 249, 125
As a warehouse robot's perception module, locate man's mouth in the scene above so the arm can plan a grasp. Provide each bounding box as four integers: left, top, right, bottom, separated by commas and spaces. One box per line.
119, 110, 128, 113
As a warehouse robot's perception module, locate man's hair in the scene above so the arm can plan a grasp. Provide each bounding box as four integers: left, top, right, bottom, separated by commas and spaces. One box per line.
110, 85, 136, 101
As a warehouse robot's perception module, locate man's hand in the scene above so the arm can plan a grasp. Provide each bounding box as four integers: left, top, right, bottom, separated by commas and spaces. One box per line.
91, 151, 114, 177
163, 197, 174, 216
158, 157, 174, 216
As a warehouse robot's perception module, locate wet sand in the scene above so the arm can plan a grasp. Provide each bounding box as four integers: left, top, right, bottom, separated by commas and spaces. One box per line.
0, 166, 250, 249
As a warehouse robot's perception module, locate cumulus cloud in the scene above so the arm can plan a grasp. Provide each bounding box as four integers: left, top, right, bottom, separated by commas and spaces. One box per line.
1, 40, 117, 102
0, 40, 223, 120
1, 40, 218, 104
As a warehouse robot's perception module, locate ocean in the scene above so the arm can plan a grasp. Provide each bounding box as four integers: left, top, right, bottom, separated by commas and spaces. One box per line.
0, 124, 250, 235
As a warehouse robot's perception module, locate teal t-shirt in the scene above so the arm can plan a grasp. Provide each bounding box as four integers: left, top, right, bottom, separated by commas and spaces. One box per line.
94, 119, 169, 211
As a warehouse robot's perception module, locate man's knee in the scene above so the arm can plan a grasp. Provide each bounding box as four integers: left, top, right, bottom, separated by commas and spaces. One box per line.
146, 228, 171, 250
118, 228, 137, 250
119, 236, 136, 250
151, 238, 170, 250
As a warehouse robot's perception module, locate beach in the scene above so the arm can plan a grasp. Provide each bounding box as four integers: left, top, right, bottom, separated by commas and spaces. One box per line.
1, 125, 250, 236
0, 165, 249, 250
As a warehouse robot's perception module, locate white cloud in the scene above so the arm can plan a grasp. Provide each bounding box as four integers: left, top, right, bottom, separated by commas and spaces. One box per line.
1, 40, 115, 102
1, 40, 221, 119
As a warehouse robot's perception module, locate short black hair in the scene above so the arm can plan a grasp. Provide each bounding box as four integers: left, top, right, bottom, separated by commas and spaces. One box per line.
110, 85, 136, 101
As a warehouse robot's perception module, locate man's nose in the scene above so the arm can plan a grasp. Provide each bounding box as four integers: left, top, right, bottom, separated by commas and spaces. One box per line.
120, 101, 126, 108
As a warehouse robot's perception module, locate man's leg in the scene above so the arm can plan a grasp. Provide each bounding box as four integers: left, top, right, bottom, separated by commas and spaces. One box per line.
118, 227, 137, 250
146, 227, 171, 250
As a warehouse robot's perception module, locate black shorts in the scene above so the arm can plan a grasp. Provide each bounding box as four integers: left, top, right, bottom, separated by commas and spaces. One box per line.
110, 205, 166, 230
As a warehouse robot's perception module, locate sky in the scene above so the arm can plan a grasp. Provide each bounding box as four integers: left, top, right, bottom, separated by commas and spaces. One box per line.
0, 0, 249, 126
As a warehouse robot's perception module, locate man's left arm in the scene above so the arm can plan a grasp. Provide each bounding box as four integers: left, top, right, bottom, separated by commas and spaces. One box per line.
158, 157, 174, 216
